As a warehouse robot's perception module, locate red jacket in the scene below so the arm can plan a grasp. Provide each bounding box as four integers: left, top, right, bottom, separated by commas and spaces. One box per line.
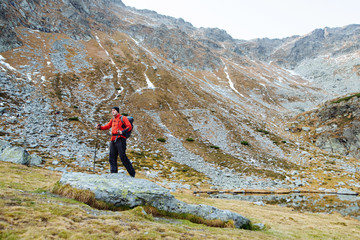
100, 114, 132, 141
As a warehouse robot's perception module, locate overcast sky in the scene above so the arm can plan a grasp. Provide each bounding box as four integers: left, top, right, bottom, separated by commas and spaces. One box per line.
121, 0, 360, 40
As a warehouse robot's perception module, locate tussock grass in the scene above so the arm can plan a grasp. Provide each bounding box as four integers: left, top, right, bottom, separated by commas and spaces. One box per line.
52, 182, 127, 211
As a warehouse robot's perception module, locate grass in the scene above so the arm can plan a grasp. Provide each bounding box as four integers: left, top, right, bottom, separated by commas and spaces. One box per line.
1, 161, 360, 239
256, 129, 270, 134
68, 117, 79, 121
241, 141, 250, 146
331, 93, 360, 104
51, 182, 127, 211
157, 137, 166, 142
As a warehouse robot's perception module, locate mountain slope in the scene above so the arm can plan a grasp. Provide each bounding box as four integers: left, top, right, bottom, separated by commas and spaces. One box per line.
0, 0, 359, 192
237, 25, 360, 95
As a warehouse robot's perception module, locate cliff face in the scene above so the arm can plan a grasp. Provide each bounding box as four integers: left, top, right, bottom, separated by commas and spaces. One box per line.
291, 94, 360, 159
0, 0, 359, 191
0, 0, 125, 44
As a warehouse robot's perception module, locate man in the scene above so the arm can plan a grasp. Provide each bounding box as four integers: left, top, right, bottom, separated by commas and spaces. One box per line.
97, 107, 135, 177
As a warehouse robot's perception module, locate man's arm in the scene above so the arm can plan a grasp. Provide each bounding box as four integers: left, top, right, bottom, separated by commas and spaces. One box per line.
99, 119, 112, 130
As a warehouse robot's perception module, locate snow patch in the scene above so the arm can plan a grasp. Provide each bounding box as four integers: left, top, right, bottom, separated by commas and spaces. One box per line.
136, 62, 156, 93
0, 55, 17, 71
223, 61, 244, 97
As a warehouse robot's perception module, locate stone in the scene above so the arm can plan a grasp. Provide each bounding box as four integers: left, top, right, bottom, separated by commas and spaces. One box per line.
29, 154, 43, 166
0, 140, 42, 166
60, 172, 251, 229
0, 141, 31, 165
337, 188, 358, 195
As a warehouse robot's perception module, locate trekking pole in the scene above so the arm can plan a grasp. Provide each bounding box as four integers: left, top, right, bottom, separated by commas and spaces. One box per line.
93, 127, 98, 173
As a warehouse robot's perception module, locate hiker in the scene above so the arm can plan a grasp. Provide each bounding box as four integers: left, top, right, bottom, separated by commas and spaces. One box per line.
96, 107, 135, 177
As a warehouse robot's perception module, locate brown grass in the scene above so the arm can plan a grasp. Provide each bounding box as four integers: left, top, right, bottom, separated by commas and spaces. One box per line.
51, 182, 125, 211
1, 161, 360, 239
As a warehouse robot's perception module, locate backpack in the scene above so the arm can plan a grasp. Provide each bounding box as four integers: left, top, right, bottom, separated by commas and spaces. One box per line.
120, 115, 134, 138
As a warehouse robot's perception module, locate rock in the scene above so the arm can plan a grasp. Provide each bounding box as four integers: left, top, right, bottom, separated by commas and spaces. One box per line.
0, 140, 31, 165
29, 154, 43, 166
302, 127, 311, 131
253, 223, 266, 230
253, 201, 265, 206
52, 160, 60, 165
60, 172, 251, 229
337, 188, 358, 195
0, 140, 42, 166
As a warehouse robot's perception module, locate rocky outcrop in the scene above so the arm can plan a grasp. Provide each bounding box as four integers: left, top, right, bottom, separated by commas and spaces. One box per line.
0, 140, 42, 166
294, 94, 360, 158
0, 0, 128, 50
60, 172, 251, 229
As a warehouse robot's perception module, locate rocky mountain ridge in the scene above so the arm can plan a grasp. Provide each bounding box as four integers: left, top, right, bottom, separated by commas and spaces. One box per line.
237, 24, 360, 95
0, 0, 359, 192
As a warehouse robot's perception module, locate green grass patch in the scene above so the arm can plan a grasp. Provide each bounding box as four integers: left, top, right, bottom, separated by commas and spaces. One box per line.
331, 93, 360, 104
157, 138, 166, 143
210, 145, 220, 149
241, 141, 249, 146
256, 129, 270, 134
68, 117, 79, 121
186, 138, 194, 142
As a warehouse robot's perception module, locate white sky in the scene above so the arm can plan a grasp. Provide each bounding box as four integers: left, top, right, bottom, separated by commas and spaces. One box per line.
121, 0, 360, 40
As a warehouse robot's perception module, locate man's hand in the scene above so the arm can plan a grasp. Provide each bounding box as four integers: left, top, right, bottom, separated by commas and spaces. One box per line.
118, 130, 123, 134
96, 124, 101, 129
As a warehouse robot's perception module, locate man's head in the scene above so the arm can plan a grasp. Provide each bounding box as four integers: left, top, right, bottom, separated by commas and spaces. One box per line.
112, 107, 120, 116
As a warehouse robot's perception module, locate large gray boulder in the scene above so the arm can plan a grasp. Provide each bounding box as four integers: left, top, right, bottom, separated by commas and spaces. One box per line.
0, 140, 42, 166
60, 172, 251, 229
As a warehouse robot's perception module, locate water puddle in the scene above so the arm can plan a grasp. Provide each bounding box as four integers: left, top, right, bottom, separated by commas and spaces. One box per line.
210, 193, 360, 220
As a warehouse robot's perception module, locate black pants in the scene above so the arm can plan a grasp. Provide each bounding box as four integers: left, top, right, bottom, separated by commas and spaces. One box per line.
109, 138, 135, 177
